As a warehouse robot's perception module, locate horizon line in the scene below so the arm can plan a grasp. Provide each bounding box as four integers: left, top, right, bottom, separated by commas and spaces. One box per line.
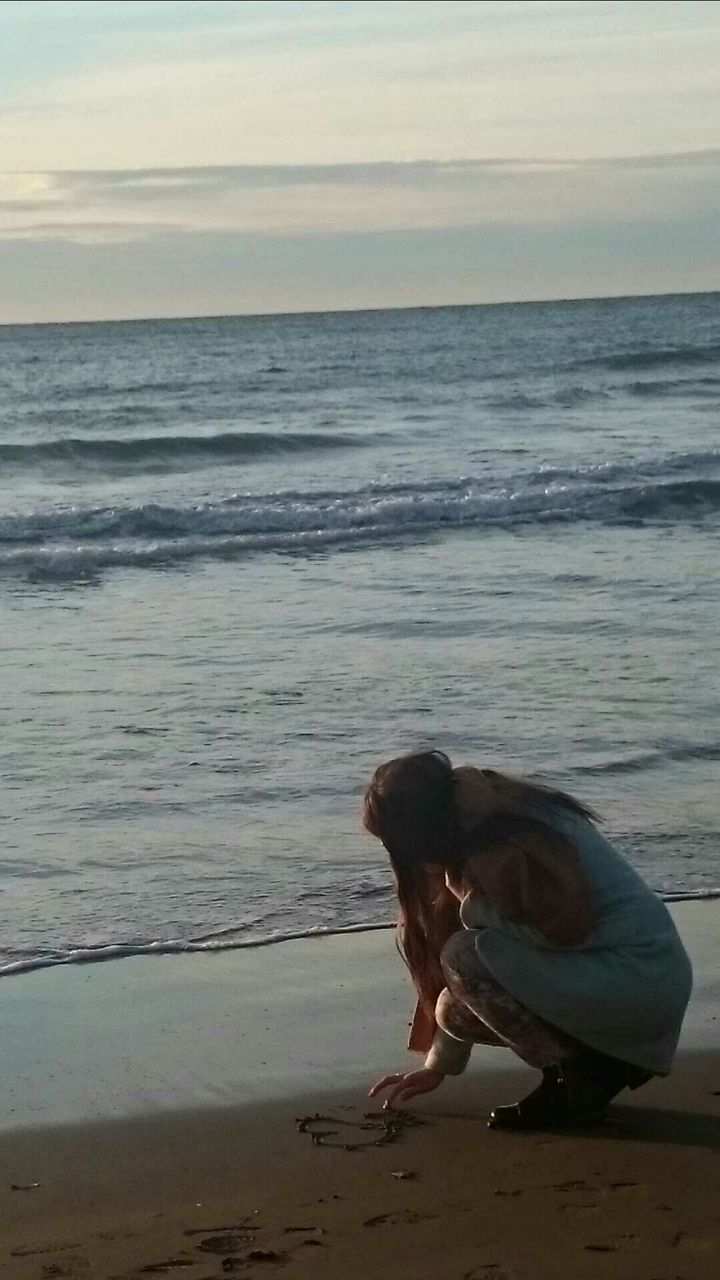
2, 285, 718, 331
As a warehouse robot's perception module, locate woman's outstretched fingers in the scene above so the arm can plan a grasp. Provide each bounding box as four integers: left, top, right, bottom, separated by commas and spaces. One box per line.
370, 1068, 445, 1108
382, 1080, 419, 1109
368, 1073, 404, 1098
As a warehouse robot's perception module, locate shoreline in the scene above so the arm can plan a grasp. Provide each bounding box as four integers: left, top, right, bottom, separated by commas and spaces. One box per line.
0, 900, 718, 1277
1, 901, 717, 1134
2, 888, 718, 980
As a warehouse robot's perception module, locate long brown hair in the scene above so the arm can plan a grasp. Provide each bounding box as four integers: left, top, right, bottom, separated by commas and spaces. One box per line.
363, 750, 597, 1016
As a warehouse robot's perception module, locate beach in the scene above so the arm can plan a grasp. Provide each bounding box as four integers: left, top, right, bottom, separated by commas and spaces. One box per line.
1, 901, 717, 1279
3, 0, 720, 1272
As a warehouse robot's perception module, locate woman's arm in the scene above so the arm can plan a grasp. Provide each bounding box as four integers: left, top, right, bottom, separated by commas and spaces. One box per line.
406, 879, 461, 1051
407, 998, 436, 1053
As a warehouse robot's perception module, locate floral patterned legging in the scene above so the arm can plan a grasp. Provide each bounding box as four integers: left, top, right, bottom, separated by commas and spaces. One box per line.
436, 930, 574, 1070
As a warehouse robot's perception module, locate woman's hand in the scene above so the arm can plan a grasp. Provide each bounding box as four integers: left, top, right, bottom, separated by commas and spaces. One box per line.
368, 1068, 444, 1109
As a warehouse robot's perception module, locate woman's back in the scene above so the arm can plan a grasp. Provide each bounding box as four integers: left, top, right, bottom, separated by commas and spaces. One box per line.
460, 807, 693, 1074
541, 807, 683, 949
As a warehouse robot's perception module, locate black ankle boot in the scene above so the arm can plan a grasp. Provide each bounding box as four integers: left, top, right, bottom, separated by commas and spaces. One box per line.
488, 1049, 652, 1131
564, 1046, 654, 1107
488, 1065, 567, 1131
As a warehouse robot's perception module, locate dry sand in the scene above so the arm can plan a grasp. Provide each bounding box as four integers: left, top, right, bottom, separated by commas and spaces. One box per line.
0, 903, 718, 1279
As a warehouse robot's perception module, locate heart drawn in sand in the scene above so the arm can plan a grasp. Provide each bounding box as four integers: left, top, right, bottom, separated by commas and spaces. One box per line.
295, 1110, 426, 1151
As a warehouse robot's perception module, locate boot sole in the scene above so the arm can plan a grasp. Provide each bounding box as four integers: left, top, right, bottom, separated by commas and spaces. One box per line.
488, 1105, 609, 1132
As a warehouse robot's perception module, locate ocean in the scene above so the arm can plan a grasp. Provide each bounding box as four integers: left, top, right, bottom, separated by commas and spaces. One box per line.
1, 292, 719, 977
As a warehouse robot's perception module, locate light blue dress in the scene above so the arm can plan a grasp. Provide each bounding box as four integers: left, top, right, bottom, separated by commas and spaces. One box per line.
429, 810, 693, 1076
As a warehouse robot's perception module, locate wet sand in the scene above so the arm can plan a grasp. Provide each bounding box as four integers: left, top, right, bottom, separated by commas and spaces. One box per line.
0, 902, 718, 1278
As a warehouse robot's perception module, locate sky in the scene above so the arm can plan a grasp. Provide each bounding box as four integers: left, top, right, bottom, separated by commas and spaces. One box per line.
1, 0, 719, 323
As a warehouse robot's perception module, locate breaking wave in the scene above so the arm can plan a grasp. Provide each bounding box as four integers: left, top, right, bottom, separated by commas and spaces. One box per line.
568, 739, 720, 775
577, 341, 720, 372
0, 893, 716, 977
0, 429, 369, 475
2, 451, 720, 580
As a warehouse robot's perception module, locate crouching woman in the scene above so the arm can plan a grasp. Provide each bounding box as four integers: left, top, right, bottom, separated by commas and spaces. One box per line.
364, 751, 692, 1130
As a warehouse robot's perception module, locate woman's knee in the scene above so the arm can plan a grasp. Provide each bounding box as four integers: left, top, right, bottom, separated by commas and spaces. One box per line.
440, 928, 478, 983
434, 986, 459, 1033
435, 986, 478, 1041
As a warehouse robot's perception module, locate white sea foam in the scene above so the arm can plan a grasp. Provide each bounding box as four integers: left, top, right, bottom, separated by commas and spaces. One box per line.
1, 893, 716, 979
2, 452, 720, 580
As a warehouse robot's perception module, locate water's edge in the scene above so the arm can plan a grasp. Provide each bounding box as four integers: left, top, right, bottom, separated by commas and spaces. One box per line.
2, 890, 717, 979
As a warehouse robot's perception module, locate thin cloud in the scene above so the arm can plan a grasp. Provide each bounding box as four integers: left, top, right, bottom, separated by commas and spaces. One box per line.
2, 220, 183, 244
7, 147, 720, 193
603, 147, 720, 169
1, 149, 719, 245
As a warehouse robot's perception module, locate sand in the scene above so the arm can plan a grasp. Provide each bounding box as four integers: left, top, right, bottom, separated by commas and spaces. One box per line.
0, 902, 718, 1279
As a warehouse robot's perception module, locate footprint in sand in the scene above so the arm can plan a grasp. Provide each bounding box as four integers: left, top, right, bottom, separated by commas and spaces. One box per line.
220, 1252, 289, 1272
137, 1263, 197, 1275
109, 1262, 197, 1278
550, 1179, 600, 1193
583, 1234, 638, 1253
363, 1209, 438, 1228
671, 1229, 720, 1257
463, 1266, 514, 1280
106, 1259, 198, 1280
196, 1234, 256, 1254
11, 1242, 81, 1259
184, 1223, 259, 1238
284, 1227, 325, 1248
40, 1261, 91, 1279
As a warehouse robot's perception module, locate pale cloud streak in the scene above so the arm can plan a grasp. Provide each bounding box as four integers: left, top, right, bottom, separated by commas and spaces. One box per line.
2, 150, 719, 246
